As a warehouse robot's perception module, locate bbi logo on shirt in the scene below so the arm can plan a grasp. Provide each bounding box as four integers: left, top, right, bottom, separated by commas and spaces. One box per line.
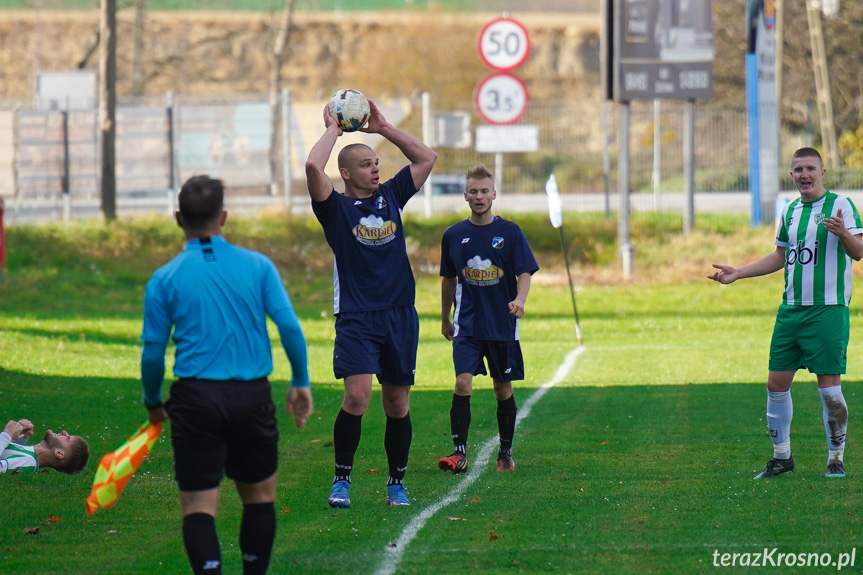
786, 240, 819, 266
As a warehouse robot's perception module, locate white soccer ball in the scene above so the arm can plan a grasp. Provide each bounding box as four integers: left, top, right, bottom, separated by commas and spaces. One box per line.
328, 89, 370, 132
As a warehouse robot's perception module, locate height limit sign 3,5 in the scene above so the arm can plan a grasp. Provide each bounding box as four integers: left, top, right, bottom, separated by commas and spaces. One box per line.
474, 73, 529, 125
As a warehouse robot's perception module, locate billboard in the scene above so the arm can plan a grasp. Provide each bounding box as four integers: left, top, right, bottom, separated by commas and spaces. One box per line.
176, 103, 271, 186
606, 0, 714, 101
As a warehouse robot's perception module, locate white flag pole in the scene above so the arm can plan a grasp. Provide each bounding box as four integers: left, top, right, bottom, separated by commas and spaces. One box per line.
545, 174, 583, 346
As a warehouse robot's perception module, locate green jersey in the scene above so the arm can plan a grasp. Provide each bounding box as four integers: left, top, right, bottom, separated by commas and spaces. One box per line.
0, 431, 39, 474
775, 191, 863, 306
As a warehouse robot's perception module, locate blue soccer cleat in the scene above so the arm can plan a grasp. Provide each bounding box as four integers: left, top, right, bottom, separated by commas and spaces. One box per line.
386, 484, 410, 506
328, 480, 351, 508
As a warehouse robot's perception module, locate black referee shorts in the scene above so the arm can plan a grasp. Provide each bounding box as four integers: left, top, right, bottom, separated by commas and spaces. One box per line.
166, 377, 278, 491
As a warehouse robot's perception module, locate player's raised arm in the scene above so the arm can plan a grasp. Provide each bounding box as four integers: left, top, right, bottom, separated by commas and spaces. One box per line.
305, 104, 342, 203
362, 99, 437, 191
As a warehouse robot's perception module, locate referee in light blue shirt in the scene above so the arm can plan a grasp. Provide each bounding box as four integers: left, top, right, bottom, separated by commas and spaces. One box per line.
141, 175, 312, 575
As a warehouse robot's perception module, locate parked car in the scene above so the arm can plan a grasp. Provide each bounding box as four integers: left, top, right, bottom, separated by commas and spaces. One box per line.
431, 174, 464, 195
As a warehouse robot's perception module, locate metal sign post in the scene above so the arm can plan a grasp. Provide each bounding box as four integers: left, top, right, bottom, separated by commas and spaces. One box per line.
603, 0, 715, 274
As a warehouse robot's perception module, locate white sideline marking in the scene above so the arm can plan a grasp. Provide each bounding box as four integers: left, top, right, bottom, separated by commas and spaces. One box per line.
374, 345, 585, 575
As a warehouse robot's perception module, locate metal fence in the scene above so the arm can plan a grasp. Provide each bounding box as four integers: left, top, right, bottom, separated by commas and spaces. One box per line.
2, 93, 861, 223
420, 98, 855, 195
6, 101, 272, 201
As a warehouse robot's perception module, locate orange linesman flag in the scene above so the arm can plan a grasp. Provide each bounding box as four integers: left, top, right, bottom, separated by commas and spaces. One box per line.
86, 420, 162, 516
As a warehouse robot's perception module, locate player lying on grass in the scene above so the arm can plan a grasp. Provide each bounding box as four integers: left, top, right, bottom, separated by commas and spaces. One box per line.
0, 418, 89, 474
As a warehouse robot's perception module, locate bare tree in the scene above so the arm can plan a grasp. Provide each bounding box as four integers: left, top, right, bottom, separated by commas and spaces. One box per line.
99, 0, 117, 220
269, 0, 296, 199
77, 30, 100, 69
132, 0, 147, 95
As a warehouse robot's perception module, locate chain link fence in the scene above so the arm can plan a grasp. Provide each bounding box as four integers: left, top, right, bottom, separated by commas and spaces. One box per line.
2, 93, 862, 223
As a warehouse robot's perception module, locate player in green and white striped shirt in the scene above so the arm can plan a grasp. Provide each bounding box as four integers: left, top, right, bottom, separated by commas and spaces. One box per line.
710, 147, 863, 480
0, 419, 89, 475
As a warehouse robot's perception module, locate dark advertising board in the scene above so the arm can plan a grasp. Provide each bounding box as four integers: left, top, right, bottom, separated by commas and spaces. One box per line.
607, 0, 714, 101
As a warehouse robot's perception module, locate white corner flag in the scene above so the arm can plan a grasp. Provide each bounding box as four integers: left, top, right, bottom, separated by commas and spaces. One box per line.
545, 173, 583, 346
545, 174, 563, 229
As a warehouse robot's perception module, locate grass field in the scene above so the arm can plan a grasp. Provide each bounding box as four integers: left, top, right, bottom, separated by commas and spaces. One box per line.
2, 213, 862, 574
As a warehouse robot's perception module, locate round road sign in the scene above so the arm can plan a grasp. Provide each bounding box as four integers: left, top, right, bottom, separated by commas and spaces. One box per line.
477, 17, 531, 72
473, 73, 529, 125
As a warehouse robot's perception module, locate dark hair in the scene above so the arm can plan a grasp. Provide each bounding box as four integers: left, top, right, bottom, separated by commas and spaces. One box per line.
57, 436, 90, 475
178, 176, 225, 229
792, 147, 823, 167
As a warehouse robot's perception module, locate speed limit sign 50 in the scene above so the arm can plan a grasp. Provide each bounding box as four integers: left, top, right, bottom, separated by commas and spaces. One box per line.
474, 73, 529, 125
477, 17, 531, 72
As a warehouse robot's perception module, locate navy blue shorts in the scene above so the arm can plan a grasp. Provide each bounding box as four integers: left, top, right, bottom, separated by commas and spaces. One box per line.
452, 337, 524, 382
333, 305, 419, 385
166, 378, 278, 491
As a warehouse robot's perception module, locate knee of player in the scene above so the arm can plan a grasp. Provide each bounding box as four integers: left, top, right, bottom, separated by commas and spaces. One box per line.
343, 390, 371, 412
454, 376, 473, 396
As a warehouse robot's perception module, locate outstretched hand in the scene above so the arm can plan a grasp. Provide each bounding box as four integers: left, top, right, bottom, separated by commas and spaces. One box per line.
708, 263, 739, 284
287, 386, 313, 429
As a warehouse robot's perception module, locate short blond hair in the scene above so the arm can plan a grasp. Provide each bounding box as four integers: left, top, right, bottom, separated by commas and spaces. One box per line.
465, 165, 494, 182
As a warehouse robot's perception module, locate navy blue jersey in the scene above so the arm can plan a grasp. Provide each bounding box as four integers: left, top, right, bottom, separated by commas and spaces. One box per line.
313, 166, 418, 313
440, 216, 539, 340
